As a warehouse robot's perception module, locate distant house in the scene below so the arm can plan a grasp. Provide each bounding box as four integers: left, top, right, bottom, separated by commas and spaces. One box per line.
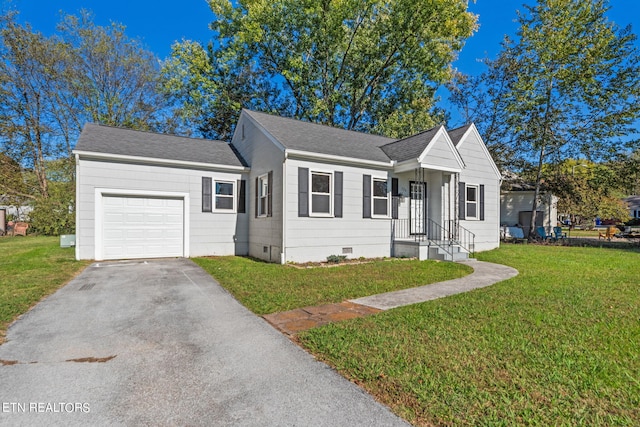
499, 173, 558, 236
73, 110, 502, 263
624, 195, 640, 220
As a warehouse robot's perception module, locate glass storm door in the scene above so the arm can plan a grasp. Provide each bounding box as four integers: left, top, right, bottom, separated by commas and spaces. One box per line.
410, 181, 427, 235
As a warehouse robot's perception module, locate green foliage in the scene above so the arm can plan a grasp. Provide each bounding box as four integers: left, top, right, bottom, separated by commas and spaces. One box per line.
57, 11, 168, 131
326, 254, 347, 263
299, 244, 640, 425
547, 160, 632, 225
161, 39, 276, 140
0, 236, 90, 343
0, 10, 167, 229
29, 182, 75, 236
450, 0, 640, 236
166, 0, 477, 138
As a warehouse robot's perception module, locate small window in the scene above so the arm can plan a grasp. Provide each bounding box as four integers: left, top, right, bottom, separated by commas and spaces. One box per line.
466, 184, 478, 219
372, 178, 388, 217
311, 172, 332, 215
215, 181, 235, 211
258, 173, 269, 217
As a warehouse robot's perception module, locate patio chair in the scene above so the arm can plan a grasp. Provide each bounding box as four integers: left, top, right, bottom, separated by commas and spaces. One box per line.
553, 226, 567, 240
598, 226, 617, 241
12, 222, 29, 236
536, 226, 555, 242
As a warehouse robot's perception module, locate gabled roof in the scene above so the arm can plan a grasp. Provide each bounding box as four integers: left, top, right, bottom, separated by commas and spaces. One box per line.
447, 124, 473, 146
380, 126, 443, 162
74, 123, 246, 168
242, 110, 396, 163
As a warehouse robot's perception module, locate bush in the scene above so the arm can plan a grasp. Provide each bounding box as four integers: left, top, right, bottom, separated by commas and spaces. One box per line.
326, 254, 347, 263
29, 182, 75, 235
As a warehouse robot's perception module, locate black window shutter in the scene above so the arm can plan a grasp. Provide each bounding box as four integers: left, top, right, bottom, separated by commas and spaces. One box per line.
334, 171, 343, 218
480, 184, 485, 221
254, 177, 259, 218
202, 177, 212, 212
298, 168, 309, 217
238, 180, 246, 213
391, 178, 399, 219
363, 174, 371, 218
267, 171, 273, 217
458, 181, 466, 220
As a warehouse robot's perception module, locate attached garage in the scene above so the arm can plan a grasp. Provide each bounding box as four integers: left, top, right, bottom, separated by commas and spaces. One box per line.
100, 195, 184, 260
74, 123, 249, 261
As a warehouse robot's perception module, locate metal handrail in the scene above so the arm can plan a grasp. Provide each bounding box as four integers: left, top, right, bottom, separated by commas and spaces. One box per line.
391, 218, 476, 258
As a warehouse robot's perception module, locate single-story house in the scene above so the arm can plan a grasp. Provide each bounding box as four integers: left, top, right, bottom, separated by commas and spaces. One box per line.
74, 110, 501, 263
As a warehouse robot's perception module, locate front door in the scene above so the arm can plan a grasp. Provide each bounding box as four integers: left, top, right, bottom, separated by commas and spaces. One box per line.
410, 181, 427, 235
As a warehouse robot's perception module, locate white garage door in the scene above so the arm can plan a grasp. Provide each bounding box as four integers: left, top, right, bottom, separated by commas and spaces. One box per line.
102, 196, 184, 260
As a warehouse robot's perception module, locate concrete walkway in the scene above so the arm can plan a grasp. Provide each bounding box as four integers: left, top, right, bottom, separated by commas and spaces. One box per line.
264, 259, 518, 335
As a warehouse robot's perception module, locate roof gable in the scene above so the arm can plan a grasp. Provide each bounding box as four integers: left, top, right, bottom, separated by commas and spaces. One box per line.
451, 123, 501, 179
382, 126, 464, 172
241, 110, 395, 164
74, 123, 246, 168
380, 126, 441, 162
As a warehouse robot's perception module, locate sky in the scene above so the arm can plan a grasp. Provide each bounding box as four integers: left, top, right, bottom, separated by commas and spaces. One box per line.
2, 0, 640, 125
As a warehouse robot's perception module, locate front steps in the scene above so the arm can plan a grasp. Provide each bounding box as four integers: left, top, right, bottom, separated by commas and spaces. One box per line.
393, 240, 470, 261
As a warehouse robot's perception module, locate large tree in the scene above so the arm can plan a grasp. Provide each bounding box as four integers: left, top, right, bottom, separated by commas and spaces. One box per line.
163, 0, 477, 139
0, 11, 166, 233
451, 0, 640, 238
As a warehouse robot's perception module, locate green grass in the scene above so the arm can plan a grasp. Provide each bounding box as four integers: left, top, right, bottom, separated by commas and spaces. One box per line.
0, 236, 90, 344
297, 244, 640, 426
193, 256, 472, 315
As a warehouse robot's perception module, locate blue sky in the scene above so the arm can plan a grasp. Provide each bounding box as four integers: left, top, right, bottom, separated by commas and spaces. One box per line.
2, 0, 639, 126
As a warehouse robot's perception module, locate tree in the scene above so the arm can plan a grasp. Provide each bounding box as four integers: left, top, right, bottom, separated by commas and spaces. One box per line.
164, 0, 477, 139
0, 11, 166, 234
546, 160, 630, 227
161, 40, 279, 140
451, 0, 640, 238
57, 11, 168, 132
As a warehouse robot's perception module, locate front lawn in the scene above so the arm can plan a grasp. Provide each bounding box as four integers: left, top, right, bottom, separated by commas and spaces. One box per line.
0, 236, 90, 344
193, 256, 472, 315
299, 244, 640, 426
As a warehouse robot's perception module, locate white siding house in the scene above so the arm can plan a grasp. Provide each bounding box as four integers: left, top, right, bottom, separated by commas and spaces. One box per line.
74, 111, 502, 263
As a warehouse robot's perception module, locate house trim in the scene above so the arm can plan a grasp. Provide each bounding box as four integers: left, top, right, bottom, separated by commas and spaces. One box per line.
285, 149, 394, 169
94, 188, 190, 261
73, 150, 249, 173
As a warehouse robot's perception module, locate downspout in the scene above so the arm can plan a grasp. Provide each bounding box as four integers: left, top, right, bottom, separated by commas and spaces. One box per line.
281, 155, 287, 264
74, 153, 80, 260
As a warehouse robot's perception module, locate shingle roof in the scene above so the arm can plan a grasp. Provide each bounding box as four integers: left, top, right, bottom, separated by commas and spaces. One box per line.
243, 110, 396, 163
447, 124, 472, 146
380, 126, 443, 162
74, 123, 246, 167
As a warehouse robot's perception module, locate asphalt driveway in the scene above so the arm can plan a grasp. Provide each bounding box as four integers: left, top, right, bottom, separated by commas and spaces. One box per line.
0, 259, 408, 426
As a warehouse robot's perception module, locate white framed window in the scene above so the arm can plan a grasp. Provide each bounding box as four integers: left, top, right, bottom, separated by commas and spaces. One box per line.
258, 173, 269, 217
215, 180, 235, 211
310, 171, 332, 216
465, 184, 479, 220
372, 178, 389, 217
